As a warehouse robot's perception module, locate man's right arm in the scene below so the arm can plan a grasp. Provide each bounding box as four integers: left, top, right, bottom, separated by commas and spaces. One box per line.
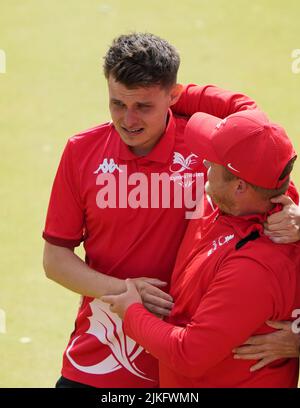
43, 242, 125, 298
43, 242, 173, 316
172, 83, 258, 118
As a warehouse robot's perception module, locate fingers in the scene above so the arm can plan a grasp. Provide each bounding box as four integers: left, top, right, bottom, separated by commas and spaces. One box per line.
233, 349, 279, 373
266, 235, 298, 244
145, 286, 173, 302
264, 222, 290, 233
136, 280, 173, 302
233, 345, 266, 355
267, 237, 291, 244
266, 320, 291, 330
264, 196, 300, 244
239, 334, 271, 346
265, 212, 284, 225
140, 281, 174, 316
264, 219, 297, 233
265, 203, 294, 225
101, 294, 117, 304
249, 357, 277, 372
140, 278, 168, 287
235, 332, 277, 347
101, 295, 118, 314
265, 197, 295, 227
144, 302, 172, 317
142, 292, 173, 310
270, 195, 293, 205
263, 225, 299, 243
234, 351, 268, 360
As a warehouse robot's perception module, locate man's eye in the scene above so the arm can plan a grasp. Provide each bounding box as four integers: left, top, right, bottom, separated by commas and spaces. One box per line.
138, 105, 152, 110
112, 101, 125, 108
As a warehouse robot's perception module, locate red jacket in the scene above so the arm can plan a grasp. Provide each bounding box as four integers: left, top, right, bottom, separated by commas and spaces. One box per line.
124, 207, 300, 387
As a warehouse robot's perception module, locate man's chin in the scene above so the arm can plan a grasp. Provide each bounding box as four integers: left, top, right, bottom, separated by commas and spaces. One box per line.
120, 138, 144, 149
205, 189, 221, 209
205, 185, 213, 199
118, 132, 145, 145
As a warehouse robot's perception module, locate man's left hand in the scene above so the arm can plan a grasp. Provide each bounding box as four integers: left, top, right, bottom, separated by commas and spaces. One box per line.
233, 320, 300, 372
102, 279, 142, 319
264, 195, 300, 244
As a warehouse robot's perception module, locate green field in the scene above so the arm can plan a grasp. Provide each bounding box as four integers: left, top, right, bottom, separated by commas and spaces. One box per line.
0, 0, 299, 387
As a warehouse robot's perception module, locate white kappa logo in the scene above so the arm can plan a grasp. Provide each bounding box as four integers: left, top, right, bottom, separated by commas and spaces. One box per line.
94, 158, 122, 174
207, 234, 235, 257
66, 299, 154, 381
169, 152, 198, 173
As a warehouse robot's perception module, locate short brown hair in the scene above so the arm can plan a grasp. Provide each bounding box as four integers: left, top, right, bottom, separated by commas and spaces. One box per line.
103, 33, 180, 88
222, 156, 297, 199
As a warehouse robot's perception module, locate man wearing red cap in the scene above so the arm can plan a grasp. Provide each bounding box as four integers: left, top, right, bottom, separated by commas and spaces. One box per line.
103, 110, 300, 387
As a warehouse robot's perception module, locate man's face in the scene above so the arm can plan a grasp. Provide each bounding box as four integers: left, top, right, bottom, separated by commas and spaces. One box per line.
204, 161, 236, 213
108, 76, 180, 156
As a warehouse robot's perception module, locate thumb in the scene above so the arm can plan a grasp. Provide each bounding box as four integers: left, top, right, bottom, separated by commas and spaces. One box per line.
101, 294, 116, 304
266, 320, 291, 330
270, 195, 293, 205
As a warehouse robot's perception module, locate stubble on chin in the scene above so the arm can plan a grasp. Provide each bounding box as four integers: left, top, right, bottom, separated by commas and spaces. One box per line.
205, 184, 234, 214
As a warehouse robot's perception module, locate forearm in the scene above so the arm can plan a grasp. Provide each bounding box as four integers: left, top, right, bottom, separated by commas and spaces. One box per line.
124, 260, 276, 378
124, 304, 180, 369
43, 242, 125, 298
172, 84, 258, 118
124, 304, 214, 378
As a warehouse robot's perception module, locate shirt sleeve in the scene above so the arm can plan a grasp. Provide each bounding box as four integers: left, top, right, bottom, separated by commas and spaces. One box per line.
172, 84, 258, 118
124, 256, 278, 378
43, 139, 85, 248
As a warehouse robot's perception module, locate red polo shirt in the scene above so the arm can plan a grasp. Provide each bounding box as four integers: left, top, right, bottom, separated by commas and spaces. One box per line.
124, 207, 300, 388
43, 84, 258, 387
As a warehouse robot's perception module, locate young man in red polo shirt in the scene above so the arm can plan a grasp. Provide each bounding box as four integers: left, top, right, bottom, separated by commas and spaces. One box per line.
103, 109, 300, 387
43, 33, 300, 388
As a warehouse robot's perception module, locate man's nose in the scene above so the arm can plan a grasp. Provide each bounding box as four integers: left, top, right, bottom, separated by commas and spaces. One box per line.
123, 109, 139, 128
203, 159, 211, 169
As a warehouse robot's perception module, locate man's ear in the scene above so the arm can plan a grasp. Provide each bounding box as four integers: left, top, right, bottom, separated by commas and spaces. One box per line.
169, 83, 183, 106
235, 179, 248, 195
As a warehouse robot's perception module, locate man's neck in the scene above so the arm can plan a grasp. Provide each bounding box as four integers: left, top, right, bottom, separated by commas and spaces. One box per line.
229, 201, 275, 217
131, 144, 154, 156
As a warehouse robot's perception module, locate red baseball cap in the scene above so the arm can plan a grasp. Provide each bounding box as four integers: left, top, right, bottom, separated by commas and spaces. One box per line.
185, 109, 296, 189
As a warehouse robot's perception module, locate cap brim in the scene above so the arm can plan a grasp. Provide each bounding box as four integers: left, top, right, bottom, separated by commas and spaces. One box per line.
184, 112, 222, 163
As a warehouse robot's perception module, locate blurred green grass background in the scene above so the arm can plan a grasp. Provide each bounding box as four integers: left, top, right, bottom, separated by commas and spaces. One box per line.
0, 0, 299, 387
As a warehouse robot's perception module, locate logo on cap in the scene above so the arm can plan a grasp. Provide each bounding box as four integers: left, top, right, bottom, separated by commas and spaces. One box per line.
227, 163, 240, 172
